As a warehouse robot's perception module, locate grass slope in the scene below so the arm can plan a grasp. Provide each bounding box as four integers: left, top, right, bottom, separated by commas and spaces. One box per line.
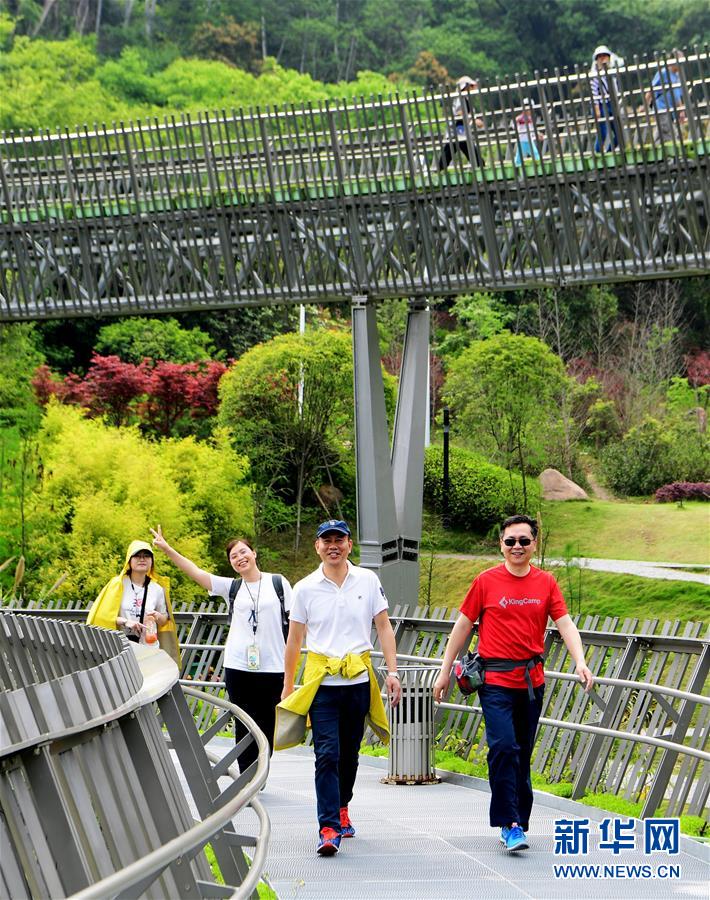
419, 556, 710, 625
539, 500, 710, 564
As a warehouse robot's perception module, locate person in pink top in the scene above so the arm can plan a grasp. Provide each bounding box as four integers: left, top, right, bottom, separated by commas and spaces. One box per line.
433, 514, 593, 853
514, 101, 541, 165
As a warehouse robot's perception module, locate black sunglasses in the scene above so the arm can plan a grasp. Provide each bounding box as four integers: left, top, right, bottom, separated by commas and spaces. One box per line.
502, 536, 533, 547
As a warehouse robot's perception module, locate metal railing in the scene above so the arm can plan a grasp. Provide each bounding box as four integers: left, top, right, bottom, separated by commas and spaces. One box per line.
1, 50, 708, 319
0, 612, 271, 899
8, 599, 707, 819
393, 608, 710, 819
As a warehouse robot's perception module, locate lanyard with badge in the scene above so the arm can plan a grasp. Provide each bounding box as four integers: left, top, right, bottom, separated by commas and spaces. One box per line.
244, 578, 261, 670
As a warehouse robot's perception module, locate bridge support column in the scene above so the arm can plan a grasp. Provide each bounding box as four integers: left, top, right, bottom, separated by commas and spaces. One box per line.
351, 295, 430, 612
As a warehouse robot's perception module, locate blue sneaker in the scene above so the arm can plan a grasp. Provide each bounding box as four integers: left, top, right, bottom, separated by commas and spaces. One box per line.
504, 825, 529, 852
317, 826, 341, 856
500, 825, 511, 845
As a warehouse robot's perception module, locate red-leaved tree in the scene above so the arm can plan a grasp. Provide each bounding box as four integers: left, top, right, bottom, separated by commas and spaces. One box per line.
33, 356, 228, 437
83, 354, 149, 426
685, 350, 710, 387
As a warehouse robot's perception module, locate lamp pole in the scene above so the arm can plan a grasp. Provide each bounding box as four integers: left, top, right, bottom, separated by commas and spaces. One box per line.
442, 406, 450, 529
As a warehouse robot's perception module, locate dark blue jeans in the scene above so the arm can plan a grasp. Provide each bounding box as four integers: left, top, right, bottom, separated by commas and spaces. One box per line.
594, 100, 619, 152
309, 682, 370, 831
479, 683, 545, 831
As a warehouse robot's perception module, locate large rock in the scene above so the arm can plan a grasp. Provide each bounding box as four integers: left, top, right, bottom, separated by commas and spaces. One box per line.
539, 468, 589, 500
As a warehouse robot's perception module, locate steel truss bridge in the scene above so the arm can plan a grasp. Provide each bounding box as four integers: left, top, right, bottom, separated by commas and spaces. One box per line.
1, 52, 708, 320
1, 51, 708, 605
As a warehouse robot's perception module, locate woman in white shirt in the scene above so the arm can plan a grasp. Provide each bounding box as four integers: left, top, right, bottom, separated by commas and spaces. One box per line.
150, 525, 292, 774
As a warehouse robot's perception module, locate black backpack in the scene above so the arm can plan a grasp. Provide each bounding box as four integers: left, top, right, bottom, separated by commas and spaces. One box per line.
228, 573, 289, 641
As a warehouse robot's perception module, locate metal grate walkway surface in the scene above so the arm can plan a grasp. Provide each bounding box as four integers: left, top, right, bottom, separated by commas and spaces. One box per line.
201, 740, 709, 900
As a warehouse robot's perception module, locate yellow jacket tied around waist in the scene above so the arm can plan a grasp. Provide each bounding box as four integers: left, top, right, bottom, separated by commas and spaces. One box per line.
274, 650, 389, 750
86, 539, 181, 667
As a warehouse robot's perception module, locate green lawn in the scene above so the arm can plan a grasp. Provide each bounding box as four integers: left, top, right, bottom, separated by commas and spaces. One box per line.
419, 556, 710, 625
539, 500, 710, 564
262, 503, 710, 626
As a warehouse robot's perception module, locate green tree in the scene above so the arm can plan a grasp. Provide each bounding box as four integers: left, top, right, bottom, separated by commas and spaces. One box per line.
443, 332, 567, 509
0, 323, 44, 432
191, 16, 261, 72
436, 292, 512, 358
0, 34, 132, 131
95, 316, 217, 364
95, 45, 167, 104
11, 403, 252, 602
600, 416, 710, 496
177, 306, 298, 360
218, 327, 395, 547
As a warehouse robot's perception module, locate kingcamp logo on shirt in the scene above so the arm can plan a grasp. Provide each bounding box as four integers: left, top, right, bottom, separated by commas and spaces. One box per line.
499, 596, 542, 609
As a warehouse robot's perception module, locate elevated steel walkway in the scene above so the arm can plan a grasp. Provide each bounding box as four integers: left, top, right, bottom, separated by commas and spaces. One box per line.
1, 51, 708, 321
1, 50, 708, 609
214, 741, 710, 900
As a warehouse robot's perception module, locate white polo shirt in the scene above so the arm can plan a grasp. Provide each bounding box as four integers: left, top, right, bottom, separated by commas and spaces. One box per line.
290, 561, 388, 686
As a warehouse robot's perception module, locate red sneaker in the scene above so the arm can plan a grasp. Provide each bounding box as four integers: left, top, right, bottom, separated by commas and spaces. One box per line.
339, 806, 355, 838
317, 826, 341, 856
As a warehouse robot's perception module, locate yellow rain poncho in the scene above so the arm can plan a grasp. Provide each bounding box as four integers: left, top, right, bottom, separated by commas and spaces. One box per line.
86, 539, 181, 667
274, 650, 389, 750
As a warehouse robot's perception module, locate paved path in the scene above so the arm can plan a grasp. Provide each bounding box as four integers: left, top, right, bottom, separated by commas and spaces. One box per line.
436, 554, 710, 585
202, 742, 709, 900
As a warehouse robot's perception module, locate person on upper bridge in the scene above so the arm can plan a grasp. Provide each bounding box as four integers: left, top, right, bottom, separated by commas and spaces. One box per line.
86, 539, 180, 665
642, 51, 687, 146
589, 45, 625, 152
437, 75, 485, 170
514, 100, 542, 166
276, 519, 401, 857
433, 514, 594, 854
150, 525, 292, 778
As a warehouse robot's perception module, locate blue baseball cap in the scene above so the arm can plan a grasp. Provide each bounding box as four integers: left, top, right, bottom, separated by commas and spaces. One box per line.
316, 519, 351, 538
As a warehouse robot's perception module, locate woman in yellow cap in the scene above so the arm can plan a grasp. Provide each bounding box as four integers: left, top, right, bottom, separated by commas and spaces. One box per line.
86, 539, 180, 665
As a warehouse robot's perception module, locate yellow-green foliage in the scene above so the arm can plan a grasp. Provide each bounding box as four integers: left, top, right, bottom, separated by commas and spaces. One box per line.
22, 403, 252, 606
0, 35, 407, 134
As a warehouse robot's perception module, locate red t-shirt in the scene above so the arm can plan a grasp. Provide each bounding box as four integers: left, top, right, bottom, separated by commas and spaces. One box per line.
459, 564, 568, 689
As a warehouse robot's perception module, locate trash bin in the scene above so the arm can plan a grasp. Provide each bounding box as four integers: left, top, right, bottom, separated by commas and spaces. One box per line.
381, 663, 441, 785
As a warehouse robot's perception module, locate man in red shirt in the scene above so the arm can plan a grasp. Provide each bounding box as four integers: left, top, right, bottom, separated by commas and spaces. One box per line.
433, 514, 593, 852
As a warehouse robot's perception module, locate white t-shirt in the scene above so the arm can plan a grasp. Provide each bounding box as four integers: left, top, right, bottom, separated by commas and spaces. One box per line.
210, 572, 292, 673
119, 577, 166, 647
290, 561, 388, 686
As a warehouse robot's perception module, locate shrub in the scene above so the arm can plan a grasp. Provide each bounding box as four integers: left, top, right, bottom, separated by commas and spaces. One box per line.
655, 482, 710, 503
9, 404, 252, 604
600, 417, 710, 496
424, 445, 538, 530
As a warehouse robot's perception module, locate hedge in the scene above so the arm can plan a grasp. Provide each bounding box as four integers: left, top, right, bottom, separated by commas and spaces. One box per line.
655, 482, 710, 503
424, 446, 539, 530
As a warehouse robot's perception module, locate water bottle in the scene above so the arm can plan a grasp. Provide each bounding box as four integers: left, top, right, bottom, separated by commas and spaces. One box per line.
145, 618, 158, 644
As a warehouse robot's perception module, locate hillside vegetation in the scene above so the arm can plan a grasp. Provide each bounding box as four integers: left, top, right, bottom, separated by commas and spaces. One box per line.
1, 3, 708, 618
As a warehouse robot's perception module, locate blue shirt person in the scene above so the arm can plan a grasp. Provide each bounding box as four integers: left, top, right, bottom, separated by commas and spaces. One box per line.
643, 55, 687, 145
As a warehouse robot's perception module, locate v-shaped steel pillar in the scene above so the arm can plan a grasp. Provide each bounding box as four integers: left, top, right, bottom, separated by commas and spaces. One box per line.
352, 295, 430, 611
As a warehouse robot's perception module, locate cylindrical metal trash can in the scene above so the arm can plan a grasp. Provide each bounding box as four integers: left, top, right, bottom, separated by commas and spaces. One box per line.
381, 663, 441, 784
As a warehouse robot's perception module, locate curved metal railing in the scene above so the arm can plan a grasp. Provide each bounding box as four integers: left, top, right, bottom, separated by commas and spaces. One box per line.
4, 602, 708, 821
70, 687, 271, 900
0, 612, 271, 900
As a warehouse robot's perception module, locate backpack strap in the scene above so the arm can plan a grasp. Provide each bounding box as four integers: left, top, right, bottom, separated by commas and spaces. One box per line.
272, 573, 289, 641
228, 577, 242, 621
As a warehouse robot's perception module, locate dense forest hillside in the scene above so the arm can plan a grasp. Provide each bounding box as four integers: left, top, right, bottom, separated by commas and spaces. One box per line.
0, 1, 708, 601
3, 0, 709, 86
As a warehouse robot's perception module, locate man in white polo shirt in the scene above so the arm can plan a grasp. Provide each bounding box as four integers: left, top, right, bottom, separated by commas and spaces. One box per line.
280, 519, 401, 856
